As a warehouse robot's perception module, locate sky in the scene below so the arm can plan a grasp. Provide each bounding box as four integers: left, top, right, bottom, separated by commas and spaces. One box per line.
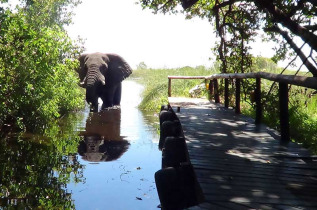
2, 0, 291, 70
66, 0, 312, 71
66, 0, 220, 69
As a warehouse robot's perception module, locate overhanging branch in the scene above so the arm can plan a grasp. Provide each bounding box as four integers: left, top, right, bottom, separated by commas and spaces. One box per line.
254, 0, 317, 53
266, 25, 317, 76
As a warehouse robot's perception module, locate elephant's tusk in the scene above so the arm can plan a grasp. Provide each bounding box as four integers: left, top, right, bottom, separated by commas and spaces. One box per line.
101, 80, 106, 86
79, 81, 86, 87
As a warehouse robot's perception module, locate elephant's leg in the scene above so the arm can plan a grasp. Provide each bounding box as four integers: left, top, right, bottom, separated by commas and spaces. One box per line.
87, 97, 98, 112
101, 87, 115, 109
113, 83, 122, 106
91, 101, 98, 112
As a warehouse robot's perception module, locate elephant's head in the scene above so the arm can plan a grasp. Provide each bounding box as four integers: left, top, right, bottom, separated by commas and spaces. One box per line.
77, 53, 132, 111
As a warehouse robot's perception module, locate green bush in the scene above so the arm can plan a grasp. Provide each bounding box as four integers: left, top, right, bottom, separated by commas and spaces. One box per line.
0, 2, 84, 132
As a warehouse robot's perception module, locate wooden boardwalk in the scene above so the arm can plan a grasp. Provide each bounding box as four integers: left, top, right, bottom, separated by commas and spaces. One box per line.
168, 97, 317, 210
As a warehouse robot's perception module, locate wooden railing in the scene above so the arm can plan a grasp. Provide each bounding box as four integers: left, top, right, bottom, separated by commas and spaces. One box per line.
167, 72, 317, 144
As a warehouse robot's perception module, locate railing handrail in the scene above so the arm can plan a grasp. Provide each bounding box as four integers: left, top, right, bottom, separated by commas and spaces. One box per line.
168, 71, 317, 144
168, 71, 317, 89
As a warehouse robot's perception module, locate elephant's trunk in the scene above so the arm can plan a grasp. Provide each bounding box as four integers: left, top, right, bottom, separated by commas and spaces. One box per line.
85, 66, 106, 112
86, 67, 106, 87
86, 86, 98, 112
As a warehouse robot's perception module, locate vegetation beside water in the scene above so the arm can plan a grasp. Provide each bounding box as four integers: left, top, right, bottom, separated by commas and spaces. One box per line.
130, 65, 218, 111
0, 2, 86, 206
0, 0, 84, 133
132, 58, 317, 154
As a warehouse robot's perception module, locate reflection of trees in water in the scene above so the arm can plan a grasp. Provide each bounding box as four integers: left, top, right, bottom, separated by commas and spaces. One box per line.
0, 135, 84, 209
78, 108, 130, 162
0, 112, 85, 209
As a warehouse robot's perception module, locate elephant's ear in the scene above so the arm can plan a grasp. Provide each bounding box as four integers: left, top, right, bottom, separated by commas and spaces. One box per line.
105, 54, 133, 86
77, 54, 88, 81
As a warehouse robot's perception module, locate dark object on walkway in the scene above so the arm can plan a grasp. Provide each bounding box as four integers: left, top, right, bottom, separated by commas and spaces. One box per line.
159, 120, 182, 150
159, 110, 178, 126
162, 137, 188, 168
159, 109, 182, 150
160, 104, 170, 111
155, 164, 203, 210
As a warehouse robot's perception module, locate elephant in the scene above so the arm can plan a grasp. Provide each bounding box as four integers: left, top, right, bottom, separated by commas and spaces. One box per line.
77, 52, 133, 112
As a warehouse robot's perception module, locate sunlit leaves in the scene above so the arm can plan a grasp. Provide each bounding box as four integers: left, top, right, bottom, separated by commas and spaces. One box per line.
0, 1, 84, 131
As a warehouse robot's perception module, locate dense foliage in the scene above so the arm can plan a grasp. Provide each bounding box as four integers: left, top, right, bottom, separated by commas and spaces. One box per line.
0, 0, 84, 132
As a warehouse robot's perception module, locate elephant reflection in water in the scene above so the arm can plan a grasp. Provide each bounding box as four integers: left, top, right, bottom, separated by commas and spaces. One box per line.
78, 108, 129, 162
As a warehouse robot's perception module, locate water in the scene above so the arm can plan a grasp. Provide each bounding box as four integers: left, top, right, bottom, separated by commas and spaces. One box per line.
0, 81, 161, 209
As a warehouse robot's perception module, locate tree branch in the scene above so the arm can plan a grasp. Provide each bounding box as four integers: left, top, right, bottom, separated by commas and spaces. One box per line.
266, 25, 317, 76
212, 0, 240, 12
254, 0, 317, 53
286, 0, 305, 18
304, 25, 317, 31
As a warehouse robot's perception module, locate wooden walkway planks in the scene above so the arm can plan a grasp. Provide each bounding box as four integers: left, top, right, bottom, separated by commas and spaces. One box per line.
168, 97, 317, 210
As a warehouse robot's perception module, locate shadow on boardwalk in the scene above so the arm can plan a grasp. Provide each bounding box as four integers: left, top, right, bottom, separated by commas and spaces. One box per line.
168, 97, 317, 210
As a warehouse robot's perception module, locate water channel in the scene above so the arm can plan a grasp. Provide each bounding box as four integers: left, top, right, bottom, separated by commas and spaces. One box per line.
0, 81, 161, 209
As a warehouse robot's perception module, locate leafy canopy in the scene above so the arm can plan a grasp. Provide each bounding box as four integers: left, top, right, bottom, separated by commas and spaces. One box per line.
139, 0, 317, 76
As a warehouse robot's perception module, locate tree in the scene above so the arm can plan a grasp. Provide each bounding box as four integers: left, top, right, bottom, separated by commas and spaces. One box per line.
0, 0, 84, 131
139, 0, 317, 76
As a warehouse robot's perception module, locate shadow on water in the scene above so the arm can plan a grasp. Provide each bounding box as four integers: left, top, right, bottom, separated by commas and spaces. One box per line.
0, 80, 161, 210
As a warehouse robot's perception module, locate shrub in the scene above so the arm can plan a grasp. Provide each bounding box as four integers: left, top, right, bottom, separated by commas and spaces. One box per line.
0, 2, 84, 132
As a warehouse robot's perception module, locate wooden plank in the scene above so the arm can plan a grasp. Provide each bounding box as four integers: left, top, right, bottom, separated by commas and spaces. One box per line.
168, 97, 317, 209
224, 79, 229, 108
279, 82, 290, 143
168, 78, 171, 97
255, 78, 262, 124
235, 78, 241, 114
214, 79, 220, 103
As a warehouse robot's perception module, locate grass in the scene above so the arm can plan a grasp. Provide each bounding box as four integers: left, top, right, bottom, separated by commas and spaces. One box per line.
130, 66, 218, 111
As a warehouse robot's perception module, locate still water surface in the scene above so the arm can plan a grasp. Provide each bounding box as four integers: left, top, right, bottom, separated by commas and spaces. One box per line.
0, 81, 161, 209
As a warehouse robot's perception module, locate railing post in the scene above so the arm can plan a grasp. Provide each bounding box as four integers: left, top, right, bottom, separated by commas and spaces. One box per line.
224, 79, 229, 108
168, 78, 171, 97
279, 82, 290, 144
209, 80, 214, 96
213, 79, 220, 103
235, 78, 241, 114
255, 78, 262, 124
